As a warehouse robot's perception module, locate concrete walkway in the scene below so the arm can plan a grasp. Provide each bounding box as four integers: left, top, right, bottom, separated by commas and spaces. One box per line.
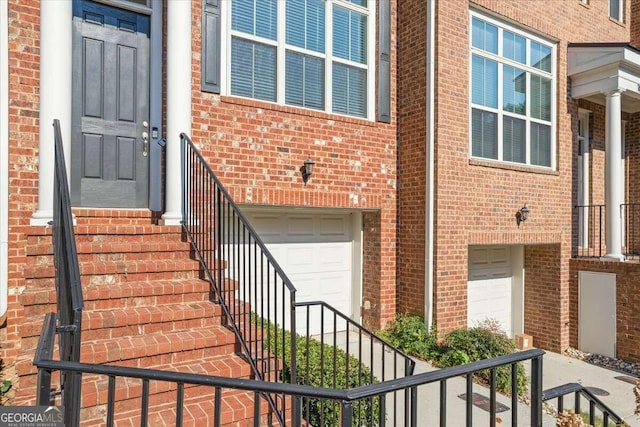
329, 331, 639, 426
534, 350, 639, 426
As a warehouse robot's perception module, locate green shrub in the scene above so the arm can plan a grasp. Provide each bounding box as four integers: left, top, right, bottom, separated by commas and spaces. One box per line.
380, 314, 528, 396
378, 313, 439, 360
439, 327, 527, 395
264, 323, 381, 427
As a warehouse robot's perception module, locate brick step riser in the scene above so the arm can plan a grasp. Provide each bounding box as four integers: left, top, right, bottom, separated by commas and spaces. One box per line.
81, 389, 275, 427
20, 279, 216, 307
26, 249, 194, 267
16, 340, 244, 382
24, 259, 204, 280
26, 240, 194, 257
25, 270, 201, 289
28, 250, 195, 267
26, 233, 190, 248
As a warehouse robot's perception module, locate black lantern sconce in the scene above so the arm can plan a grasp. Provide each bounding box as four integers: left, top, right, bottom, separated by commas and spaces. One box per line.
516, 204, 529, 227
300, 156, 315, 186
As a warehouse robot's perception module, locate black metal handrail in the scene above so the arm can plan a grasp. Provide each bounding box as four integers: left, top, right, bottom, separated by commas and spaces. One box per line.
181, 134, 297, 425
573, 204, 605, 258
294, 301, 415, 426
34, 306, 548, 426
622, 203, 640, 260
542, 382, 624, 425
36, 119, 84, 427
574, 203, 640, 260
180, 134, 416, 425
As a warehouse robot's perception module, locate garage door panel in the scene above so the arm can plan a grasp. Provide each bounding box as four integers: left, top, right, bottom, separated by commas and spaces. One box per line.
243, 211, 354, 335
468, 246, 512, 336
320, 216, 349, 237
287, 216, 315, 236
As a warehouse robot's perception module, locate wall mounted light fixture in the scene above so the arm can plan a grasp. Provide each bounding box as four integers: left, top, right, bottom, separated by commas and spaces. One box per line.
300, 156, 315, 185
516, 204, 529, 227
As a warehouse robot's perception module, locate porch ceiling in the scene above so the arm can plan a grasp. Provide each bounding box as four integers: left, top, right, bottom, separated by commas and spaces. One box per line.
568, 43, 640, 113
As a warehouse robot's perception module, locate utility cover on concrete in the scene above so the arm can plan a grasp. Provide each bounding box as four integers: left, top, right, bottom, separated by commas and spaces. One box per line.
457, 392, 510, 413
615, 375, 639, 385
584, 386, 609, 396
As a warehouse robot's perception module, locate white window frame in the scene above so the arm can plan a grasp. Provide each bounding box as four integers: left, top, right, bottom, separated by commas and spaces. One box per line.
468, 10, 557, 170
609, 0, 624, 22
220, 0, 376, 121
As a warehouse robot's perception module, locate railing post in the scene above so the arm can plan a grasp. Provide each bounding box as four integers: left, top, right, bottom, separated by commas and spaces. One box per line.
530, 354, 543, 427
340, 400, 353, 427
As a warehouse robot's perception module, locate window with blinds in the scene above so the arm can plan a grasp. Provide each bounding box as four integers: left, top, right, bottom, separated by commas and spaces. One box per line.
609, 0, 624, 22
470, 11, 556, 168
229, 0, 372, 119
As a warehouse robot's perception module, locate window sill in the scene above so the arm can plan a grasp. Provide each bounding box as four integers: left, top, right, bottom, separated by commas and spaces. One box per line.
469, 158, 559, 175
219, 95, 379, 127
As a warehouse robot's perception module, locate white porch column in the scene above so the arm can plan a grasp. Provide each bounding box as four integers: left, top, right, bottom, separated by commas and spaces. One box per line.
161, 0, 192, 226
604, 90, 624, 260
31, 0, 72, 226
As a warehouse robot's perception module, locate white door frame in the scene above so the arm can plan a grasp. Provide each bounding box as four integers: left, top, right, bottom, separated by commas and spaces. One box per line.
578, 109, 590, 248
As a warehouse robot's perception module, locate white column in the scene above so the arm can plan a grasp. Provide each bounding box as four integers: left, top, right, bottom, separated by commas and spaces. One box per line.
604, 90, 624, 260
161, 0, 192, 226
31, 0, 72, 226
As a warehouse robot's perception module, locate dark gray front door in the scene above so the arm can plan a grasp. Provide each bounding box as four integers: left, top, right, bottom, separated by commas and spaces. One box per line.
71, 0, 150, 208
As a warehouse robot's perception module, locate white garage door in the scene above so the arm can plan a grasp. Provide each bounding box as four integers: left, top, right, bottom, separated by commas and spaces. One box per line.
468, 246, 513, 336
246, 211, 354, 335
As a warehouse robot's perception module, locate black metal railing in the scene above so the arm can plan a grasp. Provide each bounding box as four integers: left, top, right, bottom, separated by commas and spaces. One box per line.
622, 203, 640, 260
36, 119, 84, 426
574, 203, 640, 260
294, 301, 415, 426
180, 134, 415, 425
34, 310, 549, 427
542, 382, 624, 425
573, 204, 605, 258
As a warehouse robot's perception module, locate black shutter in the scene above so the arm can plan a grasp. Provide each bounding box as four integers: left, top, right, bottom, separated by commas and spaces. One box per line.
377, 0, 391, 123
202, 0, 221, 93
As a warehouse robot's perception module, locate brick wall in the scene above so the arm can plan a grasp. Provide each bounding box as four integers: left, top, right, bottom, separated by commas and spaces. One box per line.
570, 259, 640, 363
396, 0, 631, 338
397, 0, 427, 316
5, 0, 40, 364
187, 1, 399, 329
524, 244, 564, 352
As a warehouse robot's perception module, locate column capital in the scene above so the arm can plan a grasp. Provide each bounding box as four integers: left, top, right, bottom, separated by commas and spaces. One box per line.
603, 88, 625, 97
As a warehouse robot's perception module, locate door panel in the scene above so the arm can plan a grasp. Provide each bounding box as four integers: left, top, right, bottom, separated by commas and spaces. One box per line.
579, 271, 616, 358
72, 0, 150, 207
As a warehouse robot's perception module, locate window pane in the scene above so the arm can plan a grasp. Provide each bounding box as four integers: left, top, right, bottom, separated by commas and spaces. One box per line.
286, 51, 324, 109
346, 0, 367, 6
503, 65, 526, 115
232, 0, 277, 40
232, 0, 255, 34
333, 63, 367, 117
286, 0, 325, 53
610, 0, 622, 20
531, 123, 551, 166
503, 116, 526, 163
503, 30, 526, 64
472, 55, 498, 108
531, 41, 551, 72
256, 0, 277, 39
333, 5, 367, 64
472, 108, 498, 159
531, 75, 551, 121
231, 38, 276, 102
472, 17, 498, 54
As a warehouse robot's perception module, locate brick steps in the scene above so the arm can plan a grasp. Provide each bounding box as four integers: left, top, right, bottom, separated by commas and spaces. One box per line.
15, 211, 273, 426
21, 279, 214, 315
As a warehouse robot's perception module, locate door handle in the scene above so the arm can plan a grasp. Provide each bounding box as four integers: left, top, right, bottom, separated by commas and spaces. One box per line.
142, 131, 149, 157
